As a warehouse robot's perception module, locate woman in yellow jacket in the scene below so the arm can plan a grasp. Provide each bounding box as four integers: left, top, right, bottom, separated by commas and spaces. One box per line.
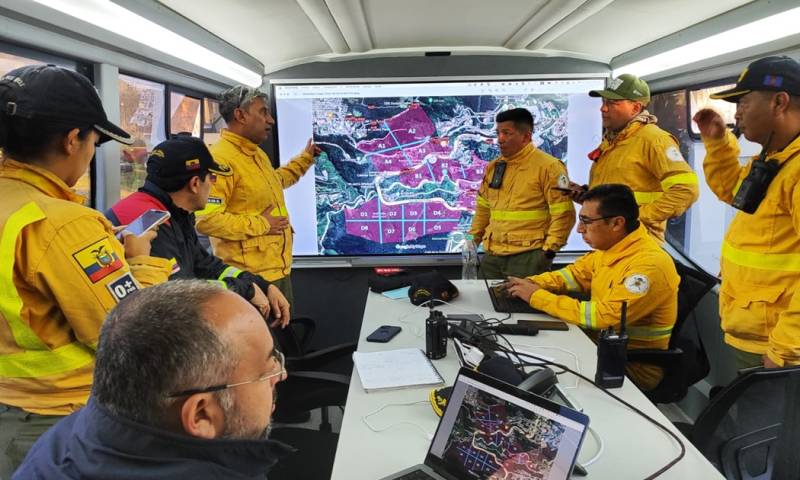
0, 65, 171, 475
694, 56, 800, 369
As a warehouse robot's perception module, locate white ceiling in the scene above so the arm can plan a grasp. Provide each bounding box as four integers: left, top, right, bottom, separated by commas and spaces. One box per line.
159, 0, 754, 73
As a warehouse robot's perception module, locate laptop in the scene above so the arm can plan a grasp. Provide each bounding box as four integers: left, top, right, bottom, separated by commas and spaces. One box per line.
381, 367, 590, 480
476, 253, 543, 314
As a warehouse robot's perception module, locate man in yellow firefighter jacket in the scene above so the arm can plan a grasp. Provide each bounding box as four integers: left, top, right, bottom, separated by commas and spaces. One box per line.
0, 65, 170, 476
469, 108, 575, 279
694, 56, 800, 369
506, 184, 679, 391
584, 74, 699, 243
196, 86, 319, 306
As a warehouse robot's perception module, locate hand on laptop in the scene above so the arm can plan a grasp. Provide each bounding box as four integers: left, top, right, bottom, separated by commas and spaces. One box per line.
505, 276, 540, 304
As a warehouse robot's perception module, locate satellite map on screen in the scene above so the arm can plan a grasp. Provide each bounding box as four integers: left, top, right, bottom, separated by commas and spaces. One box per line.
443, 386, 566, 480
313, 94, 568, 255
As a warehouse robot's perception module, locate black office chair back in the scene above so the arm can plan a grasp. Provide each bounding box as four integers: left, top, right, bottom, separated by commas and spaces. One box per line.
671, 261, 717, 385
689, 366, 800, 480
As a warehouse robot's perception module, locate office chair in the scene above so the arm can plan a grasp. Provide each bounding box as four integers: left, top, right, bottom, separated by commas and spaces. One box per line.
627, 261, 718, 403
269, 371, 350, 480
677, 366, 800, 480
270, 317, 356, 425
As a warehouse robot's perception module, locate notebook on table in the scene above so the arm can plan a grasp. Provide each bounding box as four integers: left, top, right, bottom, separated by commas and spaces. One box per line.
353, 348, 444, 392
381, 367, 589, 480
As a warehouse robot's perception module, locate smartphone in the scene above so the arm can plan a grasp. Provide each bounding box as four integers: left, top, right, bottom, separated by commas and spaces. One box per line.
516, 319, 569, 331
118, 209, 170, 239
366, 325, 402, 343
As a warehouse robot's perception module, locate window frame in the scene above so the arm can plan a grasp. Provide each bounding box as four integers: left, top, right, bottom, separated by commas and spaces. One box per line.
166, 84, 206, 139
685, 77, 740, 141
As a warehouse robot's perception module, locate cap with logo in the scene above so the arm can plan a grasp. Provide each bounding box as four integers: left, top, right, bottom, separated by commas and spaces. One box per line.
711, 55, 800, 102
0, 64, 133, 145
146, 136, 232, 191
589, 73, 651, 105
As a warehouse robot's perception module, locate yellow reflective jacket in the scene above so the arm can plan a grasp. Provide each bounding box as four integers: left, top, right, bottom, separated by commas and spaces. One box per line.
196, 130, 314, 282
703, 130, 800, 366
589, 121, 699, 243
469, 143, 575, 255
527, 224, 679, 390
0, 159, 171, 415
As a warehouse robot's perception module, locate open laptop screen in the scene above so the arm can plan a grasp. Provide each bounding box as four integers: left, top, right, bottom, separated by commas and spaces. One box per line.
426, 368, 588, 480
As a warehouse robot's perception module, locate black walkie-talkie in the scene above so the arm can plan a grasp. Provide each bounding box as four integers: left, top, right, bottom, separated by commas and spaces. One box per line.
595, 301, 628, 389
732, 131, 781, 214
489, 161, 507, 189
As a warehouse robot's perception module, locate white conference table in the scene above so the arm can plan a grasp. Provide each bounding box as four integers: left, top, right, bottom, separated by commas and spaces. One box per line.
331, 280, 723, 480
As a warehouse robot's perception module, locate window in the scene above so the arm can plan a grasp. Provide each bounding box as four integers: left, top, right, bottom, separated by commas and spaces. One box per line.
0, 47, 93, 201
649, 90, 692, 253
651, 86, 760, 275
689, 84, 737, 137
118, 74, 166, 199
203, 97, 225, 148
169, 91, 202, 137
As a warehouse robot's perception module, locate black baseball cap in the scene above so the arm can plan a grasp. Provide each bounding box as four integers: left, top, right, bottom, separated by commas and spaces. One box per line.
1, 64, 133, 145
711, 56, 800, 102
146, 136, 232, 191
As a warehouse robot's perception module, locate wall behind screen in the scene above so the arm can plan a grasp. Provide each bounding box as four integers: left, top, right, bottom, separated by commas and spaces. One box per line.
265, 55, 609, 258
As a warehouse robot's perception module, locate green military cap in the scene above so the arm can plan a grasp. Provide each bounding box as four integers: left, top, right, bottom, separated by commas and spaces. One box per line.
589, 73, 651, 105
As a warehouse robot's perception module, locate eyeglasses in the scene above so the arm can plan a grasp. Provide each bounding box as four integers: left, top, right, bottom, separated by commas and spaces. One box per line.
578, 215, 615, 226
167, 350, 286, 398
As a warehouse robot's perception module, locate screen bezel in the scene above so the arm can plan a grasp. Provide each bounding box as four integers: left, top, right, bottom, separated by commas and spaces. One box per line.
423, 367, 589, 480
269, 74, 607, 266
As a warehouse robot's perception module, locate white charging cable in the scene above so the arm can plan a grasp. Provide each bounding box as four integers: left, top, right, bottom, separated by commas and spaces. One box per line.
362, 400, 434, 440
581, 425, 605, 467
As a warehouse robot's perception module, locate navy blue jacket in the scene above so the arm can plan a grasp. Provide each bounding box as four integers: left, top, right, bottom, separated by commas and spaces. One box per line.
13, 399, 294, 479
106, 181, 271, 299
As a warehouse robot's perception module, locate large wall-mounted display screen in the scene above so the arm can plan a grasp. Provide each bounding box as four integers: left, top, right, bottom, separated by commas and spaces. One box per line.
273, 77, 604, 257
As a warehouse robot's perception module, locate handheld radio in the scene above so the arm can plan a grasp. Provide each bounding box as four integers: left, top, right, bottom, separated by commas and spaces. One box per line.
488, 161, 507, 189
425, 309, 448, 359
595, 301, 628, 389
732, 131, 780, 214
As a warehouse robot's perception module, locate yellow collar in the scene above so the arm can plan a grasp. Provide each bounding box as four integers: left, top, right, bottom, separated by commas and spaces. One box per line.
0, 158, 86, 204
501, 143, 535, 162
220, 129, 260, 156
767, 133, 800, 166
599, 223, 651, 266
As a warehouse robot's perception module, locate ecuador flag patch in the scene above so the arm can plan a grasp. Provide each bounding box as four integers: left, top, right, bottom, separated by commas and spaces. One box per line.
73, 238, 124, 283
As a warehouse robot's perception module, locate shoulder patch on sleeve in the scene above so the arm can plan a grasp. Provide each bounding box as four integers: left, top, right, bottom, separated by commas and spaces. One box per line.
624, 274, 650, 294
665, 146, 684, 162
107, 272, 140, 303
207, 197, 223, 205
72, 238, 124, 283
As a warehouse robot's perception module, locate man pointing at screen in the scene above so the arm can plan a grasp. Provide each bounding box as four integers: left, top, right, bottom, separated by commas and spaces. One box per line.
196, 85, 320, 307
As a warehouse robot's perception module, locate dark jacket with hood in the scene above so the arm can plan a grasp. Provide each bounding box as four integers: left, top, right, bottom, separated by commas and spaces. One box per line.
13, 399, 294, 479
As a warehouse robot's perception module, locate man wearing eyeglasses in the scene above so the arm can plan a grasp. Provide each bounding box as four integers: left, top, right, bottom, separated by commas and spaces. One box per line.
14, 280, 292, 479
196, 85, 320, 308
569, 74, 699, 244
505, 184, 679, 391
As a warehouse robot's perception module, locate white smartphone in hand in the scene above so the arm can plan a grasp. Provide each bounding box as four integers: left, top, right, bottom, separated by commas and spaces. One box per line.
117, 209, 170, 239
